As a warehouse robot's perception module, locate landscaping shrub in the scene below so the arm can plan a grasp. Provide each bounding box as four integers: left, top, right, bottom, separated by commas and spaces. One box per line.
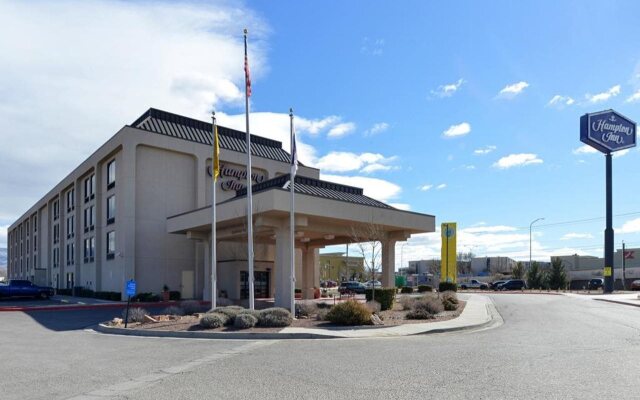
200, 312, 228, 329
440, 291, 459, 311
316, 308, 330, 321
438, 282, 458, 293
406, 297, 443, 320
238, 309, 261, 319
418, 285, 433, 293
326, 300, 372, 326
400, 286, 414, 294
399, 296, 415, 311
316, 302, 332, 309
95, 291, 122, 301
180, 300, 203, 315
132, 292, 161, 302
163, 306, 185, 316
216, 297, 233, 307
122, 307, 148, 323
233, 313, 258, 329
365, 288, 396, 311
295, 301, 317, 318
169, 291, 181, 301
211, 306, 244, 323
56, 289, 72, 296
258, 308, 293, 327
365, 300, 381, 314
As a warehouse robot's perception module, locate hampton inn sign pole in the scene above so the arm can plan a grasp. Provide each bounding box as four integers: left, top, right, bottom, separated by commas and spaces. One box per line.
580, 110, 637, 293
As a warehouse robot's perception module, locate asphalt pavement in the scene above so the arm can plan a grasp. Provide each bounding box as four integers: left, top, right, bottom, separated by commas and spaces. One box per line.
1, 294, 639, 399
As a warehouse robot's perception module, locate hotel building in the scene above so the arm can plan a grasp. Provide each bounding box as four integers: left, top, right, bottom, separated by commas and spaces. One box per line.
7, 108, 435, 307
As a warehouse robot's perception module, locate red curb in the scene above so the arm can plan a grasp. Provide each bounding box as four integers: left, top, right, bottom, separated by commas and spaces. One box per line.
0, 300, 210, 312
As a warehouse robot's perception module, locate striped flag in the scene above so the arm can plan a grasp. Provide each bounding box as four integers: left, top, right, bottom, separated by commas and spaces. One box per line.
244, 51, 251, 97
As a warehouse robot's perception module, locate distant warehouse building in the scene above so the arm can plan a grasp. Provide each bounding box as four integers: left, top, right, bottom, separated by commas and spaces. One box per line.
554, 248, 640, 289
7, 108, 435, 306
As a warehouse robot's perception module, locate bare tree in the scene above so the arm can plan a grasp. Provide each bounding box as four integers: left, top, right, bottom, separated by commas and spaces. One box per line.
350, 222, 387, 303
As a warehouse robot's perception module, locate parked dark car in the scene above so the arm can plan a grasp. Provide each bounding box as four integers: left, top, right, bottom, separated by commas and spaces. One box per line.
499, 279, 527, 291
338, 281, 366, 294
588, 278, 604, 290
0, 280, 55, 299
631, 280, 640, 291
491, 280, 507, 291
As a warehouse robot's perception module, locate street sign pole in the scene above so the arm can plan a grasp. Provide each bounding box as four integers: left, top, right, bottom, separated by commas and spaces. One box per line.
604, 153, 614, 293
124, 295, 131, 329
622, 241, 626, 291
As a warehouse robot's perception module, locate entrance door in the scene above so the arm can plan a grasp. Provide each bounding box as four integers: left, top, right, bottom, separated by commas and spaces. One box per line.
181, 270, 195, 299
240, 271, 270, 299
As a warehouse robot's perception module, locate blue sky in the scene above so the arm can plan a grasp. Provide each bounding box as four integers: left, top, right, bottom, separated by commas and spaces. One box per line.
1, 0, 640, 267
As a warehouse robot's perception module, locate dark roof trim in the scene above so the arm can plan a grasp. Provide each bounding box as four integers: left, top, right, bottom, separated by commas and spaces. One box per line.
131, 107, 284, 149
235, 174, 364, 197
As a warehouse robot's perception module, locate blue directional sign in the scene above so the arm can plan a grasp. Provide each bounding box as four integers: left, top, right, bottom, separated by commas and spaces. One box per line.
580, 109, 636, 153
125, 280, 137, 297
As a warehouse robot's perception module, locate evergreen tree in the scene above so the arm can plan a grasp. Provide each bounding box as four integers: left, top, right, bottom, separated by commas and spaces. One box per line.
512, 261, 524, 279
547, 257, 568, 290
527, 261, 544, 289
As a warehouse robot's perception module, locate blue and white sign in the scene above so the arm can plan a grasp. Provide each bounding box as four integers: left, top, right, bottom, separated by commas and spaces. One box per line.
125, 280, 137, 297
580, 109, 636, 153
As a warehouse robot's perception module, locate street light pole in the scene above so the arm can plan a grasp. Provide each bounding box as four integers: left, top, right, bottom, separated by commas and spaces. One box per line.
529, 218, 545, 271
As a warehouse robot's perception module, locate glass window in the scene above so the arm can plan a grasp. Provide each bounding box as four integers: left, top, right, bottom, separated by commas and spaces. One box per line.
84, 174, 95, 201
107, 160, 115, 188
67, 188, 75, 211
107, 195, 115, 223
106, 231, 115, 258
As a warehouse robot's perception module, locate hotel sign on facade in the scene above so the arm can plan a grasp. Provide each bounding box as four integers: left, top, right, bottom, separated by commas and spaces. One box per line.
207, 164, 267, 191
580, 109, 636, 153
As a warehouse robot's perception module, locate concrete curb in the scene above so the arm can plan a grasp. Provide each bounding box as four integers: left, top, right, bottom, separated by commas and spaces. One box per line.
91, 295, 499, 340
593, 298, 640, 308
0, 300, 209, 313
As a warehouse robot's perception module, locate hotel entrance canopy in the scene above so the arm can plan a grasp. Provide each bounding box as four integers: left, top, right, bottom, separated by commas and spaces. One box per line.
167, 174, 435, 307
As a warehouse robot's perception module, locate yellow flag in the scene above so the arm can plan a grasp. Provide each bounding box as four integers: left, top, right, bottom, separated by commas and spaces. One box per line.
213, 124, 220, 181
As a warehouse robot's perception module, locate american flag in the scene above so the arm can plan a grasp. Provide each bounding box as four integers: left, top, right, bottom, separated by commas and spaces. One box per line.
244, 53, 251, 98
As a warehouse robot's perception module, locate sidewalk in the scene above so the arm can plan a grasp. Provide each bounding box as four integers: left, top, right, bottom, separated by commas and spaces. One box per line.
94, 294, 499, 340
564, 292, 640, 308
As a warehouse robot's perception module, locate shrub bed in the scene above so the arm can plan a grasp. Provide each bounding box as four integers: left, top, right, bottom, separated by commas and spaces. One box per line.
122, 307, 148, 323
200, 312, 229, 329
325, 300, 372, 326
162, 306, 185, 316
211, 306, 244, 322
180, 300, 202, 315
440, 291, 459, 311
438, 282, 458, 292
258, 308, 293, 327
400, 286, 414, 294
295, 301, 317, 318
234, 314, 258, 329
406, 296, 444, 320
365, 288, 396, 311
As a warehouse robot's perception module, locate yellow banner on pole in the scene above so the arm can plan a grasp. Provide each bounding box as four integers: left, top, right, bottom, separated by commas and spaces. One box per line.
441, 222, 457, 283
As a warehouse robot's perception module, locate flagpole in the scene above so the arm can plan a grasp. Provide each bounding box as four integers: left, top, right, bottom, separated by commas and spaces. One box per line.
244, 28, 255, 310
289, 108, 296, 314
211, 111, 217, 310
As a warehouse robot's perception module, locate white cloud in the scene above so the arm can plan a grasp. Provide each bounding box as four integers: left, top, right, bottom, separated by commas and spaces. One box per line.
418, 185, 433, 191
442, 122, 471, 138
617, 218, 640, 234
327, 122, 356, 138
586, 85, 621, 103
561, 233, 594, 240
493, 153, 543, 169
320, 174, 401, 203
464, 226, 517, 234
313, 152, 396, 174
572, 145, 598, 155
436, 184, 447, 190
547, 95, 575, 108
430, 78, 465, 98
498, 81, 529, 98
361, 37, 384, 56
474, 145, 496, 155
364, 122, 389, 136
626, 90, 640, 103
0, 0, 269, 235
458, 164, 476, 171
296, 116, 340, 135
390, 203, 411, 211
613, 149, 630, 158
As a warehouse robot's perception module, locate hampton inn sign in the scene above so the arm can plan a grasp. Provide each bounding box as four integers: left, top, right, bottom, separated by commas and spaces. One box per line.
207, 164, 267, 191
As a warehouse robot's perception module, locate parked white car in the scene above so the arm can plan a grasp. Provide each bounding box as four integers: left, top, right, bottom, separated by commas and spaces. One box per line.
458, 279, 489, 290
364, 280, 382, 289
